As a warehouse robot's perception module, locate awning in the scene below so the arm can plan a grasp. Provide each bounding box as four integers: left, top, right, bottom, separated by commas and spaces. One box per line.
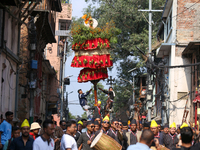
156, 43, 175, 58
42, 60, 56, 74
35, 11, 56, 44
182, 41, 200, 56
162, 0, 173, 19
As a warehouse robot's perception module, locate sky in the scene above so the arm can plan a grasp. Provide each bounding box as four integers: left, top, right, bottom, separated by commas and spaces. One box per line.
65, 0, 118, 117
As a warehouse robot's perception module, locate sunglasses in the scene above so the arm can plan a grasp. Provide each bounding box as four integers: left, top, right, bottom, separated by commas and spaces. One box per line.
103, 121, 110, 124
119, 124, 122, 126
62, 124, 66, 126
90, 126, 95, 128
115, 123, 119, 125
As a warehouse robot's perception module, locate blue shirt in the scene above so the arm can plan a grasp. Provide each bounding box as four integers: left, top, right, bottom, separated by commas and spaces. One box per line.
78, 91, 90, 107
9, 136, 34, 150
127, 142, 151, 150
0, 120, 12, 145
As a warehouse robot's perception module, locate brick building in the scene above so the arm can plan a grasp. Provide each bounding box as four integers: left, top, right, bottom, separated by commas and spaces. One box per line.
18, 0, 62, 122
156, 0, 200, 125
46, 3, 72, 124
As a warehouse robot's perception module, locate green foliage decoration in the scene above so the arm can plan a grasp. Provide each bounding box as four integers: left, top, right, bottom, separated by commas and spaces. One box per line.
71, 20, 121, 45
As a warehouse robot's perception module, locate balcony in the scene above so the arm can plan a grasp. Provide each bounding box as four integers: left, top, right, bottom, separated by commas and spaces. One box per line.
33, 0, 62, 12
34, 0, 50, 11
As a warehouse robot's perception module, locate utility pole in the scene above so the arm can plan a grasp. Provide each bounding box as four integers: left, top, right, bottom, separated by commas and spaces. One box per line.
60, 37, 67, 120
28, 16, 37, 124
139, 0, 163, 122
128, 67, 137, 119
55, 30, 70, 120
106, 76, 115, 87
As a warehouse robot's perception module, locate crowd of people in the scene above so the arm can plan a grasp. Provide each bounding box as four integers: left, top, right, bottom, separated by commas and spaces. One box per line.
1, 110, 200, 150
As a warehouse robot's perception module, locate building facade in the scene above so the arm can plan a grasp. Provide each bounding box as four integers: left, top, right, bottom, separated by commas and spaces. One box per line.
46, 3, 72, 124
156, 0, 200, 125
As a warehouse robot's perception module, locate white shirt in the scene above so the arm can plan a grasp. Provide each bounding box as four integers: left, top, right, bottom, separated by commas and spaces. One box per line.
33, 136, 54, 150
61, 134, 78, 150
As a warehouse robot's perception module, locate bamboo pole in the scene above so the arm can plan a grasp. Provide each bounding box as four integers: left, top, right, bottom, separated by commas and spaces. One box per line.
91, 80, 99, 105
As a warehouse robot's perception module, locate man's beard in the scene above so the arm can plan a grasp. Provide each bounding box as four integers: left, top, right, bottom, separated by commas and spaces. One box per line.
22, 132, 29, 137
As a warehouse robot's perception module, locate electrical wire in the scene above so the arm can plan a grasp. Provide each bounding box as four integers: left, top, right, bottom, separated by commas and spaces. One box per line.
172, 0, 200, 19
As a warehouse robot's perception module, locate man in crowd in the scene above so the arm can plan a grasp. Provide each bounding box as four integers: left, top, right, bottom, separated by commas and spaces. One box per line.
127, 130, 154, 150
74, 121, 83, 141
10, 119, 34, 150
150, 120, 164, 145
172, 124, 198, 150
118, 120, 123, 130
60, 120, 77, 150
60, 120, 67, 133
164, 122, 179, 150
94, 118, 101, 128
29, 122, 41, 140
3, 126, 20, 150
94, 121, 100, 133
158, 124, 161, 133
78, 89, 92, 119
77, 121, 95, 150
143, 122, 150, 130
0, 111, 13, 150
89, 101, 103, 120
122, 122, 129, 132
81, 119, 87, 133
108, 118, 123, 144
126, 119, 142, 146
33, 119, 55, 150
95, 116, 110, 135
163, 124, 169, 135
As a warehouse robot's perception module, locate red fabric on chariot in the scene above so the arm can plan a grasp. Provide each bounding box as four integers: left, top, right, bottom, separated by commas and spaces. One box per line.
72, 38, 110, 50
77, 68, 108, 83
71, 54, 113, 69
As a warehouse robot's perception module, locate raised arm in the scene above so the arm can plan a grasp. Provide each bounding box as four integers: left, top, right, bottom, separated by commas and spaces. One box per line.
98, 88, 108, 94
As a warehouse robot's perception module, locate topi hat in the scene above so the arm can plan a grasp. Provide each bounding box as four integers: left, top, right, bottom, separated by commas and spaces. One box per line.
180, 122, 188, 129
30, 122, 41, 130
78, 120, 83, 126
130, 119, 137, 125
150, 120, 158, 128
21, 119, 30, 128
103, 116, 110, 121
170, 122, 176, 129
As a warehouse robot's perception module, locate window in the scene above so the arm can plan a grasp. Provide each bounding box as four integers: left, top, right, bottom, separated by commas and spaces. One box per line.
166, 11, 172, 36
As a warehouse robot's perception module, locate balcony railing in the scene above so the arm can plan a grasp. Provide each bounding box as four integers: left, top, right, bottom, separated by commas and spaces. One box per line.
34, 0, 50, 11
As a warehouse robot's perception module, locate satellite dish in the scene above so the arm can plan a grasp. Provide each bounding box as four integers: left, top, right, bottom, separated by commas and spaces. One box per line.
84, 18, 98, 28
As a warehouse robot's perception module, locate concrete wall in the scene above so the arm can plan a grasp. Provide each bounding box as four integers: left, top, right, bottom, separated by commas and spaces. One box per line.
0, 11, 19, 119
158, 0, 200, 125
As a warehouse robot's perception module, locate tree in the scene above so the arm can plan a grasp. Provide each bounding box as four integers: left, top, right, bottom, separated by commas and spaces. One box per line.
69, 112, 76, 119
81, 112, 87, 119
82, 0, 165, 78
71, 0, 165, 116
